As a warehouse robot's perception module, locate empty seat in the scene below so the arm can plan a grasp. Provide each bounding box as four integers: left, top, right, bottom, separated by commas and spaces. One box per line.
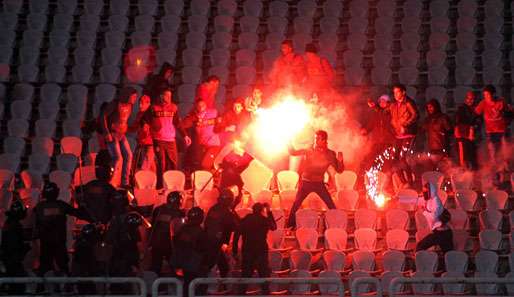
8, 119, 29, 138
3, 137, 25, 157
28, 153, 50, 174
239, 16, 259, 33
269, 1, 289, 17
138, 0, 158, 15
190, 0, 210, 16
164, 0, 184, 16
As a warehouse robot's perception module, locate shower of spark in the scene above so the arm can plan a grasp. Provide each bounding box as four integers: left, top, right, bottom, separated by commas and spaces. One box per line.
365, 146, 396, 207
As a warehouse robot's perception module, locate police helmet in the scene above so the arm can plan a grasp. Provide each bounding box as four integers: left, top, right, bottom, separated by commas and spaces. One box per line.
80, 224, 99, 241
43, 182, 60, 201
95, 165, 114, 182
167, 191, 182, 208
6, 199, 27, 220
218, 188, 234, 207
125, 212, 143, 229
187, 207, 204, 225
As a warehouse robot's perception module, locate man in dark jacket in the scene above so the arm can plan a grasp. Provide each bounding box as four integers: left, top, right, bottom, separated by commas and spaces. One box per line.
149, 191, 185, 275
424, 99, 452, 169
454, 91, 480, 170
173, 207, 209, 297
233, 203, 277, 294
1, 200, 30, 294
34, 182, 91, 277
204, 189, 239, 278
214, 98, 252, 146
101, 86, 138, 188
287, 130, 344, 228
144, 62, 174, 102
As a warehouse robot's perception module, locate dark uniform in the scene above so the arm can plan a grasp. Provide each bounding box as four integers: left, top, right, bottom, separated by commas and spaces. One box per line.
77, 166, 117, 224
233, 203, 277, 294
1, 200, 30, 294
72, 224, 101, 294
204, 191, 239, 278
34, 183, 91, 276
149, 192, 185, 274
172, 207, 209, 297
219, 151, 253, 209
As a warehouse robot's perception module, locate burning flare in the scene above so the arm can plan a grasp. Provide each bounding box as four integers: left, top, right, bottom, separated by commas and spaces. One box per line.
250, 95, 313, 158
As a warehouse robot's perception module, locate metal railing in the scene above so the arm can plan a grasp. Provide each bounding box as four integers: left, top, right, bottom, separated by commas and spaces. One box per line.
189, 277, 344, 297
389, 276, 514, 297
0, 277, 146, 297
151, 277, 183, 297
351, 276, 383, 297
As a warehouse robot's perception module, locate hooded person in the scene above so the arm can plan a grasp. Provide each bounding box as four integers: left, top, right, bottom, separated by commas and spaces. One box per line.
1, 200, 30, 293
33, 182, 92, 277
195, 76, 220, 109
144, 62, 174, 102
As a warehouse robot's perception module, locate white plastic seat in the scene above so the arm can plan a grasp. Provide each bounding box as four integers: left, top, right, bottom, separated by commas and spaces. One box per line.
455, 189, 478, 212
181, 48, 203, 66
156, 49, 176, 67
354, 228, 378, 252
105, 31, 126, 48
239, 16, 259, 33
297, 0, 317, 18
176, 84, 197, 104
110, 0, 129, 15
19, 46, 40, 65
56, 0, 77, 14
355, 209, 377, 229
212, 32, 231, 49
296, 227, 319, 251
243, 1, 262, 16
335, 170, 357, 191
79, 15, 101, 33
35, 119, 56, 138
294, 17, 313, 34
3, 0, 23, 14
108, 15, 129, 32
210, 49, 230, 67
99, 66, 120, 84
61, 136, 82, 159
56, 154, 78, 174
3, 137, 25, 157
324, 228, 349, 252
130, 31, 152, 47
296, 209, 318, 229
385, 229, 409, 251
157, 32, 178, 50
71, 65, 93, 84
214, 15, 234, 32
49, 29, 70, 48
32, 137, 54, 157
27, 13, 47, 31
10, 100, 31, 120
100, 48, 122, 66
0, 29, 16, 47
75, 36, 97, 56
47, 47, 68, 66
135, 170, 157, 189
62, 119, 82, 137
185, 32, 206, 49
8, 119, 29, 138
163, 170, 185, 191
336, 189, 359, 211
375, 17, 394, 36
12, 83, 34, 101
267, 16, 288, 35
0, 153, 20, 172
479, 209, 503, 230
269, 1, 289, 17
319, 17, 340, 34
238, 32, 259, 50
235, 66, 256, 85
164, 0, 184, 16
0, 169, 15, 190
28, 153, 50, 175
324, 209, 348, 229
323, 0, 343, 17
190, 0, 210, 15
181, 66, 202, 84
137, 0, 158, 16
208, 67, 229, 85
135, 14, 155, 32
17, 64, 39, 83
240, 160, 273, 199
292, 33, 312, 54
84, 0, 103, 15
29, 0, 48, 14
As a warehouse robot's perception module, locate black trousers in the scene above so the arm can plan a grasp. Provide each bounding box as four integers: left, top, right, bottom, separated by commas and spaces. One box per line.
4, 260, 26, 293
150, 243, 173, 275
154, 140, 178, 188
456, 139, 477, 170
287, 180, 336, 228
239, 251, 271, 294
416, 229, 453, 253
394, 137, 415, 184
39, 240, 69, 275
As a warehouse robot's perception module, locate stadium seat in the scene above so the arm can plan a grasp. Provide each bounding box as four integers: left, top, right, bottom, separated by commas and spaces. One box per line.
269, 1, 289, 18
28, 153, 50, 175
296, 209, 318, 229
385, 209, 409, 230
324, 209, 348, 229
164, 0, 184, 16
296, 228, 321, 252
324, 228, 349, 252
383, 250, 405, 271
20, 170, 43, 189
385, 229, 410, 251
3, 137, 25, 158
455, 189, 478, 213
56, 154, 78, 174
354, 228, 379, 252
485, 190, 508, 210
355, 209, 377, 229
163, 170, 186, 191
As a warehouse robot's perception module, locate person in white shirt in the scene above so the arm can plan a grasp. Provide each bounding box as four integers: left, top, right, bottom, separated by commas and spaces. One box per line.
415, 182, 453, 252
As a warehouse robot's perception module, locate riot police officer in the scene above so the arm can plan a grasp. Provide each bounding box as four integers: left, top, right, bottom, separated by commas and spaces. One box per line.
1, 200, 30, 293
33, 182, 91, 277
72, 224, 101, 294
172, 207, 209, 297
204, 189, 239, 278
149, 191, 185, 275
76, 165, 117, 224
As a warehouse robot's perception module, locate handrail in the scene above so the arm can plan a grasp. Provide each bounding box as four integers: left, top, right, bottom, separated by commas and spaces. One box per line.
351, 276, 382, 297
151, 277, 183, 297
189, 277, 344, 297
0, 277, 146, 297
389, 276, 514, 297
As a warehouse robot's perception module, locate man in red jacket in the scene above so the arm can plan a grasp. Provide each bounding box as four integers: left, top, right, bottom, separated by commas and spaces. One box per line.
475, 85, 513, 165
143, 88, 191, 188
